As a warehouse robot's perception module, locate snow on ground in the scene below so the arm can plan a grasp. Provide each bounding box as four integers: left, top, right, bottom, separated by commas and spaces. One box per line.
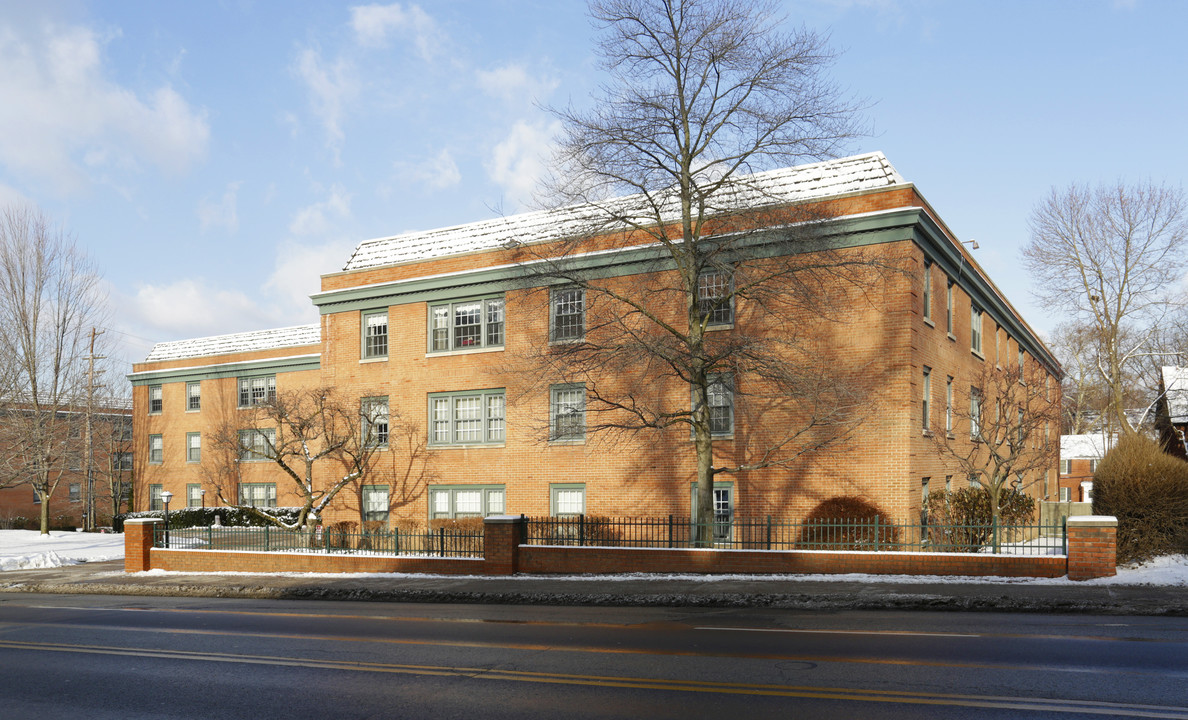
2, 530, 1185, 586
0, 530, 125, 571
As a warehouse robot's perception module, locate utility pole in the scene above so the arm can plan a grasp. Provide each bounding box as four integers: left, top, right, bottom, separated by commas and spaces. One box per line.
85, 328, 104, 531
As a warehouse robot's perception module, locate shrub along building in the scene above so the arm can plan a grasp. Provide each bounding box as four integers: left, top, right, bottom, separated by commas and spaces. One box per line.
128, 153, 1061, 533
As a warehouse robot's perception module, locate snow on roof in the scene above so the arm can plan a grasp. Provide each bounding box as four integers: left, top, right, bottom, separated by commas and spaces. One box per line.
341, 152, 906, 272
1060, 434, 1114, 460
144, 324, 321, 362
1163, 366, 1188, 423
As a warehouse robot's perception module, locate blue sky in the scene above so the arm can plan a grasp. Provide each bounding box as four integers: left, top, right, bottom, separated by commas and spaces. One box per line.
1, 0, 1184, 370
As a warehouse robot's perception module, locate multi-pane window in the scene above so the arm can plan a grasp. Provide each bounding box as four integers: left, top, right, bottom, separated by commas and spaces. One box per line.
946, 281, 954, 334
550, 384, 586, 441
550, 287, 585, 342
149, 484, 163, 511
186, 432, 201, 463
1018, 348, 1025, 375
691, 483, 734, 541
238, 375, 276, 407
970, 306, 983, 353
69, 483, 81, 502
428, 297, 504, 352
363, 310, 389, 359
238, 428, 276, 462
362, 396, 389, 448
428, 485, 505, 519
700, 374, 734, 436
922, 367, 931, 430
239, 482, 277, 508
362, 485, 389, 524
187, 382, 201, 411
969, 389, 982, 439
1017, 408, 1026, 447
551, 484, 585, 516
187, 483, 203, 508
945, 376, 954, 434
1089, 459, 1098, 473
1059, 487, 1071, 502
113, 452, 133, 471
922, 262, 932, 321
429, 390, 506, 445
1060, 458, 1072, 475
149, 385, 162, 414
149, 434, 163, 464
698, 268, 733, 325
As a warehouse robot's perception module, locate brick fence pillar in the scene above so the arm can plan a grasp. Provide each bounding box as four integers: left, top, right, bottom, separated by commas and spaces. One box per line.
124, 518, 162, 573
1066, 515, 1117, 581
483, 515, 525, 575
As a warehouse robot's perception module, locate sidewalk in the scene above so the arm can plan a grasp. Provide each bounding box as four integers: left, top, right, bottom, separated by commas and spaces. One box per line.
1, 560, 1185, 616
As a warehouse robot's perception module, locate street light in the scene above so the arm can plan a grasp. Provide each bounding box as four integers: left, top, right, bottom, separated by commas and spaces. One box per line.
160, 490, 173, 548
200, 489, 206, 509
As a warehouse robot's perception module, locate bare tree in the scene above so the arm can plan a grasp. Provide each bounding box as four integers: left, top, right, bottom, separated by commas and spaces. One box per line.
522, 0, 881, 544
1024, 182, 1188, 436
930, 361, 1060, 535
204, 387, 393, 531
0, 205, 107, 534
344, 417, 436, 530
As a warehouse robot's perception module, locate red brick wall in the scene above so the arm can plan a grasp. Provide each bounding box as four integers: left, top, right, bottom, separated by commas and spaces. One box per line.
1066, 516, 1117, 581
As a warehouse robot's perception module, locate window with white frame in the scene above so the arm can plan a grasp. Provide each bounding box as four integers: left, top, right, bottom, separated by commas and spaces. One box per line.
428, 296, 504, 352
1061, 458, 1072, 475
551, 484, 585, 516
550, 384, 585, 441
362, 485, 389, 524
429, 390, 506, 445
691, 482, 734, 541
363, 309, 389, 359
238, 428, 275, 462
186, 432, 201, 463
969, 388, 982, 439
970, 306, 983, 353
362, 396, 389, 448
1059, 486, 1071, 502
149, 385, 162, 414
187, 381, 201, 411
922, 262, 932, 322
922, 366, 931, 431
149, 434, 163, 464
1089, 459, 1098, 473
698, 268, 733, 326
428, 485, 505, 519
187, 483, 203, 508
945, 376, 953, 434
239, 482, 277, 508
238, 375, 276, 407
149, 484, 163, 511
550, 287, 584, 342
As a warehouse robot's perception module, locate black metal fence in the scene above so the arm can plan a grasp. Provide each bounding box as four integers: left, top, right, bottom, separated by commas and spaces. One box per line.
153, 524, 484, 558
523, 515, 1067, 556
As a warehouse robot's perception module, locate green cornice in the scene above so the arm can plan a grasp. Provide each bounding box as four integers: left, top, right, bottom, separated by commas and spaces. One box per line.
127, 354, 321, 386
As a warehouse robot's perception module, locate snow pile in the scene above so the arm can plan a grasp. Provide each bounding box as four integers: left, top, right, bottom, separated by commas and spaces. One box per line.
0, 530, 125, 572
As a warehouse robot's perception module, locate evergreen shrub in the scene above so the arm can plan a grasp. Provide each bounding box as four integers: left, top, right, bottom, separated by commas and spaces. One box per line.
1093, 433, 1188, 564
797, 496, 900, 550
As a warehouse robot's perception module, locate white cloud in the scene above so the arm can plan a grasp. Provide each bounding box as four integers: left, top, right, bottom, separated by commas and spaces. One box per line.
289, 185, 352, 236
122, 279, 280, 341
197, 181, 242, 233
393, 148, 461, 191
264, 238, 358, 313
476, 63, 559, 106
0, 20, 209, 194
350, 3, 442, 60
485, 120, 560, 210
293, 47, 359, 163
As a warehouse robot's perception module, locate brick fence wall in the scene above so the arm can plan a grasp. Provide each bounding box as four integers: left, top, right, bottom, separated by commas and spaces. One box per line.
125, 514, 1117, 580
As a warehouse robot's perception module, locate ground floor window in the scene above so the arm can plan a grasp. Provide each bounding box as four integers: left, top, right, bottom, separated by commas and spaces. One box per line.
690, 482, 734, 541
1059, 487, 1071, 502
187, 483, 204, 508
239, 482, 277, 508
550, 484, 585, 516
429, 485, 504, 519
362, 485, 389, 524
149, 484, 163, 512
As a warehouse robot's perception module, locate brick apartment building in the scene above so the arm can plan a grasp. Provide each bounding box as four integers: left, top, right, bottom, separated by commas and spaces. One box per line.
128, 153, 1061, 529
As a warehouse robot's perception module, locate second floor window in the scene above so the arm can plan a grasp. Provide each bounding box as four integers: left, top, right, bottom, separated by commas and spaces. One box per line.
238, 428, 276, 462
922, 367, 931, 430
550, 287, 584, 342
429, 297, 505, 352
149, 434, 163, 464
429, 390, 505, 445
238, 375, 276, 407
550, 384, 586, 441
362, 396, 389, 448
186, 432, 201, 463
698, 268, 733, 326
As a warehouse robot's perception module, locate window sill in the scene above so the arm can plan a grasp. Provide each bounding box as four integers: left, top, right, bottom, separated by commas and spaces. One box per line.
186, 409, 200, 413
426, 346, 504, 358
922, 429, 933, 437
705, 323, 734, 332
360, 356, 388, 364
923, 317, 935, 328
548, 438, 586, 446
428, 443, 506, 450
947, 332, 956, 342
971, 348, 985, 361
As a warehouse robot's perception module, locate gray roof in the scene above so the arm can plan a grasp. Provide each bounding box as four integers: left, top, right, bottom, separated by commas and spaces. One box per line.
144, 324, 321, 363
340, 152, 906, 272
1163, 366, 1188, 423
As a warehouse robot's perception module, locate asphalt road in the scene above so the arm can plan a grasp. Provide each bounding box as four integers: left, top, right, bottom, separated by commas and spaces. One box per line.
1, 593, 1186, 719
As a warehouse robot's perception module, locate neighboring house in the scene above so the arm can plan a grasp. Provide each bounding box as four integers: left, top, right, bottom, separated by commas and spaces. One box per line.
0, 402, 134, 528
1156, 366, 1188, 460
128, 152, 1060, 529
1057, 433, 1112, 504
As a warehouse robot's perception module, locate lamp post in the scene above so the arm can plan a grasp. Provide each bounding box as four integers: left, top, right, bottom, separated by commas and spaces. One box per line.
160, 490, 173, 548
200, 489, 206, 509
